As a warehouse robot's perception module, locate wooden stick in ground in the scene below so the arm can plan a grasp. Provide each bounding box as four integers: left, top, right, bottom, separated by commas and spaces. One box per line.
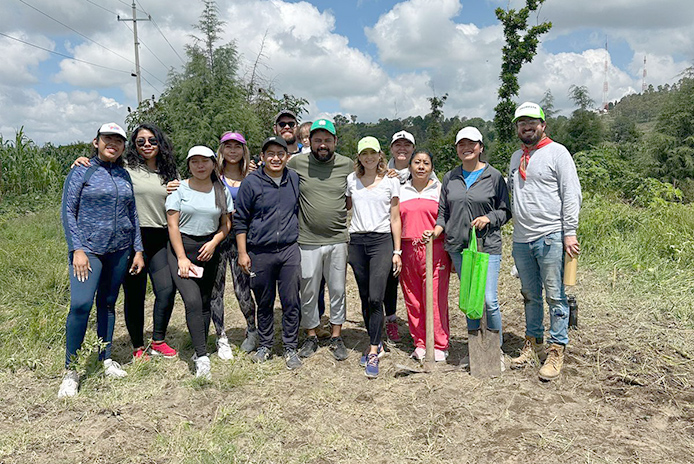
425, 239, 435, 368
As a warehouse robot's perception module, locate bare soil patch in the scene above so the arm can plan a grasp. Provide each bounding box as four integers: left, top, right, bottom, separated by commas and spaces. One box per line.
1, 242, 693, 463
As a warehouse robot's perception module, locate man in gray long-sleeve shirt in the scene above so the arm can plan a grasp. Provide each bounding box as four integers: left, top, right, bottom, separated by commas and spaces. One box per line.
507, 102, 582, 381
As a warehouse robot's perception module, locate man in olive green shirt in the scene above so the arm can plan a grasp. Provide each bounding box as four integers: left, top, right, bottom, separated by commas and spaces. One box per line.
287, 119, 352, 361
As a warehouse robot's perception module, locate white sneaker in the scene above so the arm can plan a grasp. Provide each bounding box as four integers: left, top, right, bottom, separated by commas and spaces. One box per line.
104, 359, 127, 378
193, 355, 211, 379
216, 335, 234, 361
500, 350, 506, 372
434, 349, 449, 362
58, 370, 79, 398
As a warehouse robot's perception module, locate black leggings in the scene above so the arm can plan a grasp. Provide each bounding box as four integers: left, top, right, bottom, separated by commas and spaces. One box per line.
348, 232, 393, 346
123, 227, 176, 347
168, 233, 220, 357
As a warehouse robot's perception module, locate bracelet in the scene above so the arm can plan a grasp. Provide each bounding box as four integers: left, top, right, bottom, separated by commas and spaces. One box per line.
393, 250, 402, 256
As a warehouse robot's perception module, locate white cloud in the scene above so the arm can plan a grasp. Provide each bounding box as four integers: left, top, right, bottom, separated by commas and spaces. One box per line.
0, 32, 52, 85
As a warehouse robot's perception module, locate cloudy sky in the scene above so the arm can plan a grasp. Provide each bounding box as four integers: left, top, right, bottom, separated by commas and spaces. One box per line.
1, 0, 692, 145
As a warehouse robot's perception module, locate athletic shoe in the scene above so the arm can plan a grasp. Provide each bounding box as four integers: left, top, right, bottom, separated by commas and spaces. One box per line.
434, 349, 449, 362
365, 353, 379, 378
298, 336, 319, 358
252, 346, 272, 363
240, 329, 259, 353
151, 341, 177, 358
360, 343, 385, 367
500, 350, 506, 373
411, 346, 426, 361
385, 321, 401, 342
216, 335, 234, 361
58, 370, 79, 398
104, 359, 127, 378
133, 347, 150, 361
329, 337, 348, 361
284, 349, 302, 370
193, 354, 211, 379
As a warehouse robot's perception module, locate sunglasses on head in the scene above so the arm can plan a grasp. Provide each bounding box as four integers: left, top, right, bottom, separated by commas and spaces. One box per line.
136, 137, 158, 147
276, 121, 296, 129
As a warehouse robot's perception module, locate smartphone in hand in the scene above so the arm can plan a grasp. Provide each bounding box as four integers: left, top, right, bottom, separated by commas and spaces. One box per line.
179, 264, 204, 278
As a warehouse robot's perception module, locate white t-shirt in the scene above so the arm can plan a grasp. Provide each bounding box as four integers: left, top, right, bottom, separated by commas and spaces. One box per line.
346, 173, 399, 234
165, 180, 233, 236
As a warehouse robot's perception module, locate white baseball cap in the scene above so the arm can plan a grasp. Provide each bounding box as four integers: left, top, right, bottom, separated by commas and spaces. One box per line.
186, 145, 216, 160
98, 122, 127, 139
455, 127, 483, 145
390, 130, 415, 145
513, 102, 546, 123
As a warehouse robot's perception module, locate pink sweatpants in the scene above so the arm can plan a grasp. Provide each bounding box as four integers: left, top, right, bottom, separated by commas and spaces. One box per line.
400, 238, 451, 350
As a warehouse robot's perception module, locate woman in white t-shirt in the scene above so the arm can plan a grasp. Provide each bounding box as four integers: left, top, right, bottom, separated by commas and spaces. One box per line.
166, 146, 233, 379
346, 136, 402, 378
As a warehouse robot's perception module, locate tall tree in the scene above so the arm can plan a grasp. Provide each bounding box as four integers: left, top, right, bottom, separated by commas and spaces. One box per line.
494, 0, 552, 143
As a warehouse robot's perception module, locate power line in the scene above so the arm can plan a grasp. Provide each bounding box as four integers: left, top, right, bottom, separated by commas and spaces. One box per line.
115, 0, 147, 15
19, 0, 166, 86
136, 0, 186, 64
0, 32, 131, 74
120, 20, 170, 73
84, 0, 118, 15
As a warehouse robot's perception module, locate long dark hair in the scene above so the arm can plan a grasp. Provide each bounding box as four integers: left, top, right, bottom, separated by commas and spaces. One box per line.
125, 123, 179, 183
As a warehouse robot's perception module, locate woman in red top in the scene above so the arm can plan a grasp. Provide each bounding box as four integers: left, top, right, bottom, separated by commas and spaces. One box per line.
399, 151, 451, 361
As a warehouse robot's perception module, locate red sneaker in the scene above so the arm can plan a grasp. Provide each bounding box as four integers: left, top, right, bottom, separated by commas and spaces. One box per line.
151, 341, 178, 358
385, 321, 401, 342
133, 347, 150, 361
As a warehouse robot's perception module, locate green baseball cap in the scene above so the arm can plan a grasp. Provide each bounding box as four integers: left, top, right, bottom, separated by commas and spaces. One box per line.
512, 102, 546, 123
357, 136, 381, 154
310, 118, 336, 136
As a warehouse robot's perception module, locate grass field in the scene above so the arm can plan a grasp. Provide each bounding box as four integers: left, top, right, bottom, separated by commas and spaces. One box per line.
0, 202, 693, 463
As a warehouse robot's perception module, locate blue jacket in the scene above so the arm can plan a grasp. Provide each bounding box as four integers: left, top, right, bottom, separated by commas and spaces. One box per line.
233, 168, 299, 252
61, 157, 143, 255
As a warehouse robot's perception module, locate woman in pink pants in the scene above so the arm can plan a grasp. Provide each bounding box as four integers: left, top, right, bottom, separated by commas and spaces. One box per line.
399, 151, 451, 361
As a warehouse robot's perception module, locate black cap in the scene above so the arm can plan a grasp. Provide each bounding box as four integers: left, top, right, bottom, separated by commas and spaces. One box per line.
261, 136, 288, 152
274, 109, 297, 123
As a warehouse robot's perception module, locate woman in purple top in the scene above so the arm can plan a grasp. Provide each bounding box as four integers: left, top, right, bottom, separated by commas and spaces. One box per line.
59, 122, 145, 398
210, 131, 257, 358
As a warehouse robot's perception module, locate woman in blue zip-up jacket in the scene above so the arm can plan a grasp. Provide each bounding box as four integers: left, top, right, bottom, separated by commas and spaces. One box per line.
59, 122, 144, 398
234, 136, 302, 369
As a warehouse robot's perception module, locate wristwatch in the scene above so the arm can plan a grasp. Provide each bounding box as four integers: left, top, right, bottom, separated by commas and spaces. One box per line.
393, 250, 402, 256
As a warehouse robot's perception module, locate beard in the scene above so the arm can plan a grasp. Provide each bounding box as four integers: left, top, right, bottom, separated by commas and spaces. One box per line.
519, 130, 543, 146
312, 147, 335, 161
282, 133, 296, 145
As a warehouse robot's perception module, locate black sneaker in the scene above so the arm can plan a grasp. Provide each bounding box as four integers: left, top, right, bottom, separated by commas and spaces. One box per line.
329, 337, 348, 361
251, 346, 272, 363
284, 349, 302, 370
298, 336, 319, 358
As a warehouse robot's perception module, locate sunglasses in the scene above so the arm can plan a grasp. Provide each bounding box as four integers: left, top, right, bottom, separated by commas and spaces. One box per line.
276, 121, 296, 129
135, 137, 159, 147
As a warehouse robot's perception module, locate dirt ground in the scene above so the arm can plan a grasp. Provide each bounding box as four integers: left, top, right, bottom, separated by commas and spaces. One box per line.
1, 244, 694, 463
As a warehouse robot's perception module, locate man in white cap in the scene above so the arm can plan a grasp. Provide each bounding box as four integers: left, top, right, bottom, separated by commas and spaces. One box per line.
508, 102, 582, 381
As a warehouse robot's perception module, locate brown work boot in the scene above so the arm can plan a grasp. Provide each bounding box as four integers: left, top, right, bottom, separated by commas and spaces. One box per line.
315, 315, 332, 339
538, 344, 565, 381
510, 336, 543, 369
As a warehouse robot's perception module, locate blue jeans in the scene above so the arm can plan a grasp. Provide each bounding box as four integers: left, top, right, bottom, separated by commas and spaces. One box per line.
512, 232, 568, 345
65, 248, 130, 368
450, 252, 503, 347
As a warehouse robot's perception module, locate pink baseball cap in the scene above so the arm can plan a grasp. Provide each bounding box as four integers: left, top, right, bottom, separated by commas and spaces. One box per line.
220, 131, 247, 145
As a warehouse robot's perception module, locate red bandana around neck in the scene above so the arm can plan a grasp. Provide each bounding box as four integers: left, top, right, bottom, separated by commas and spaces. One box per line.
519, 135, 552, 180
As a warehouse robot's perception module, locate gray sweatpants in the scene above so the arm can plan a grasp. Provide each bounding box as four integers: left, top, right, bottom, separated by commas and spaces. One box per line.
299, 242, 348, 329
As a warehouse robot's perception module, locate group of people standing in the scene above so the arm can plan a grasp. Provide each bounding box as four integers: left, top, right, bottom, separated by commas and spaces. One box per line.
58, 100, 581, 397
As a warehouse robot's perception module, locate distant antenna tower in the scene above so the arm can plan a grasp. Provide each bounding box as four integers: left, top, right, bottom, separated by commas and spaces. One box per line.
602, 40, 609, 110
642, 56, 648, 92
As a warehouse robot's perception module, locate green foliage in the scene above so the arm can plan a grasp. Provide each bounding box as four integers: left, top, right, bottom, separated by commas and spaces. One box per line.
0, 128, 90, 200
494, 0, 552, 143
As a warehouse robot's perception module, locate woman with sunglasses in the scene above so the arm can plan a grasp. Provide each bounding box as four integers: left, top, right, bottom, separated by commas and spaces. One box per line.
70, 123, 180, 360
210, 132, 257, 359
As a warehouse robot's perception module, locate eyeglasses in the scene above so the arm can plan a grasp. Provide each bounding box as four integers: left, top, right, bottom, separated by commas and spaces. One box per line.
264, 151, 287, 159
136, 137, 158, 147
276, 121, 296, 129
516, 119, 542, 128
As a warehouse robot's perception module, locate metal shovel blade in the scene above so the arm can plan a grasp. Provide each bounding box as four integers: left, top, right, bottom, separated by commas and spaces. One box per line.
468, 308, 501, 378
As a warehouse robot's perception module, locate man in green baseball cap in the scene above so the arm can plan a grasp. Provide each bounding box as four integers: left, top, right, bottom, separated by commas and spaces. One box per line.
508, 101, 582, 381
287, 118, 353, 363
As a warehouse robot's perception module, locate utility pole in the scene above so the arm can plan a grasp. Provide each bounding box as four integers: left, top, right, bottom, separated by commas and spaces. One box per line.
118, 2, 150, 105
